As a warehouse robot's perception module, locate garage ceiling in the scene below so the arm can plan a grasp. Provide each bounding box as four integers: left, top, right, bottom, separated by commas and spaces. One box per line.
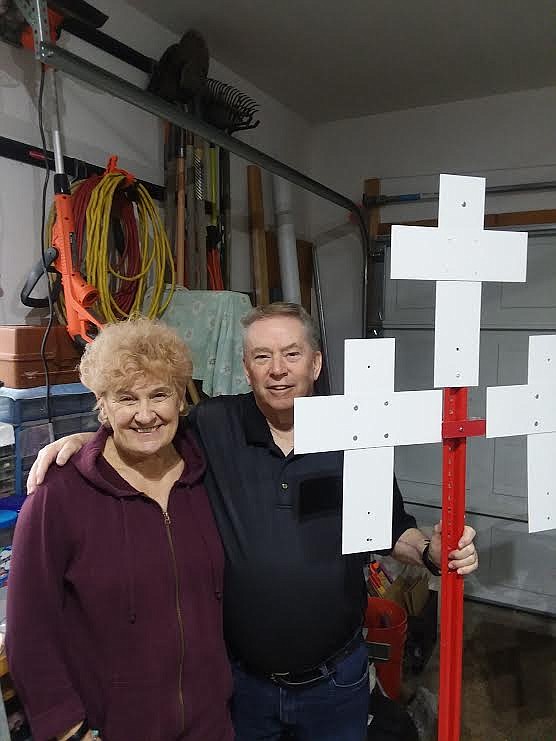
126, 0, 556, 122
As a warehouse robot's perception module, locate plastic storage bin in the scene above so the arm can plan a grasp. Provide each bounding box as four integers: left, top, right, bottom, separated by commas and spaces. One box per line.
0, 324, 81, 388
19, 411, 99, 466
0, 424, 15, 500
19, 412, 99, 488
0, 454, 14, 500
0, 383, 96, 425
365, 597, 408, 700
0, 509, 18, 623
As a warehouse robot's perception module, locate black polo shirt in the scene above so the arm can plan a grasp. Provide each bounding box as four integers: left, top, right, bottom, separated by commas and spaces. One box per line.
189, 392, 416, 675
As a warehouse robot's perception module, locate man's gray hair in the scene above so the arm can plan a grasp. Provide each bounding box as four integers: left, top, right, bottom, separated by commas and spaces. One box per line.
240, 302, 321, 352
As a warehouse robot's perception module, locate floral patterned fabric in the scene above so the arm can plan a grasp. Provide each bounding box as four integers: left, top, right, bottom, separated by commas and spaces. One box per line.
144, 286, 252, 397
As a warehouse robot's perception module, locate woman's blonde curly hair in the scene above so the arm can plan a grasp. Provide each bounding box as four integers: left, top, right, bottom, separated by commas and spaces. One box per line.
79, 318, 193, 408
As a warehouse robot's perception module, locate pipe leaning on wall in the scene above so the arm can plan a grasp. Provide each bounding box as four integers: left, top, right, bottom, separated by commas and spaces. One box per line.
272, 176, 301, 304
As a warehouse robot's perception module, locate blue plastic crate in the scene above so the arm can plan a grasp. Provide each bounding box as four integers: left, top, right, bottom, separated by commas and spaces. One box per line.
0, 383, 96, 425
0, 494, 26, 513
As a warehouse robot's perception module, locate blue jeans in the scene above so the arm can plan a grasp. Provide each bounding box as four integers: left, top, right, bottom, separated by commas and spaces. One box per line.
231, 640, 370, 741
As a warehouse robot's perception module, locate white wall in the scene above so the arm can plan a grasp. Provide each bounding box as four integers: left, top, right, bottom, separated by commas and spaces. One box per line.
310, 85, 556, 231
0, 0, 312, 324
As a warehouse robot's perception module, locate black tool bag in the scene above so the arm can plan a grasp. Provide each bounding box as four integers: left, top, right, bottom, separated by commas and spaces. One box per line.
368, 688, 419, 741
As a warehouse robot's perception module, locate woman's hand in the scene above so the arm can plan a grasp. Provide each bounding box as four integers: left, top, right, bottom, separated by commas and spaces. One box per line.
56, 721, 95, 740
27, 433, 94, 492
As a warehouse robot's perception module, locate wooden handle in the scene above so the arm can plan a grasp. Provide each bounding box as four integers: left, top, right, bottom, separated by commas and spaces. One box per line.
186, 377, 200, 405
175, 152, 186, 286
247, 165, 269, 305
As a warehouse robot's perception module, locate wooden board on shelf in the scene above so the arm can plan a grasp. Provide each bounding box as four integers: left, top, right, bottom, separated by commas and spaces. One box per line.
378, 208, 556, 236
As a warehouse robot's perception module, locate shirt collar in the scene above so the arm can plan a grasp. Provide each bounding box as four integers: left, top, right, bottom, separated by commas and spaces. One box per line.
242, 392, 274, 446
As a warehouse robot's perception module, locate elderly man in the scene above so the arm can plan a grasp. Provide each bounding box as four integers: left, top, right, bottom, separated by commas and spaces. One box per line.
29, 302, 478, 741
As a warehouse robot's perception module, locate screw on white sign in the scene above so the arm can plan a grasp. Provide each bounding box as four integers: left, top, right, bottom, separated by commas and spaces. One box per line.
487, 335, 556, 533
390, 174, 528, 388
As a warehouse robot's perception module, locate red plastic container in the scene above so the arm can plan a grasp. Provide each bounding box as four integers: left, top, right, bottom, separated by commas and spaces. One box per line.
365, 597, 408, 699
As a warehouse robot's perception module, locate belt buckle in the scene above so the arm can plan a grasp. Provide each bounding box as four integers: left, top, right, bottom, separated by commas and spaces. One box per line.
270, 668, 330, 688
270, 671, 290, 685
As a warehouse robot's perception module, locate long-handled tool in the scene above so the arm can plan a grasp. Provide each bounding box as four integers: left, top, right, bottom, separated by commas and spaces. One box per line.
175, 128, 187, 286
247, 165, 269, 305
194, 135, 207, 289
219, 146, 232, 288
185, 131, 197, 288
206, 142, 224, 290
200, 79, 260, 290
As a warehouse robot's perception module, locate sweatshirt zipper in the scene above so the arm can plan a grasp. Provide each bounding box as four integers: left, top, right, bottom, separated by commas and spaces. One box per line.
163, 508, 186, 737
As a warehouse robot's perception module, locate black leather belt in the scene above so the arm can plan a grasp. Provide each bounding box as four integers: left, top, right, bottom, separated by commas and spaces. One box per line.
253, 627, 364, 689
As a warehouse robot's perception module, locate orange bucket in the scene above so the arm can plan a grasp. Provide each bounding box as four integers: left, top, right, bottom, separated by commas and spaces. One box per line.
364, 597, 407, 699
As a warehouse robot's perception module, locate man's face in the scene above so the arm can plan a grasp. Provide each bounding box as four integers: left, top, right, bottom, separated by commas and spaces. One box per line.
243, 316, 322, 414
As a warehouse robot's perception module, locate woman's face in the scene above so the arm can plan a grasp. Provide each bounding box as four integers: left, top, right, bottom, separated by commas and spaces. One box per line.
100, 376, 181, 460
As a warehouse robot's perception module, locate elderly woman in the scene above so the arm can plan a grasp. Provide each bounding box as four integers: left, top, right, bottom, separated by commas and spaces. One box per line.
6, 319, 233, 741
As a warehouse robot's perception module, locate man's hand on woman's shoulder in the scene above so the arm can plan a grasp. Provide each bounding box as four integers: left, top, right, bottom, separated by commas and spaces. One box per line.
27, 432, 95, 493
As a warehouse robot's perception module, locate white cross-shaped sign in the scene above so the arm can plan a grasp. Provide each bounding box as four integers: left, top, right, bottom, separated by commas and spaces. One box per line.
295, 173, 546, 556
294, 338, 442, 553
391, 174, 528, 388
486, 335, 556, 533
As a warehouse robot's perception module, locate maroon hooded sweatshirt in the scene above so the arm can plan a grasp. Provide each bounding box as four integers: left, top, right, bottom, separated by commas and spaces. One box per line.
6, 424, 233, 741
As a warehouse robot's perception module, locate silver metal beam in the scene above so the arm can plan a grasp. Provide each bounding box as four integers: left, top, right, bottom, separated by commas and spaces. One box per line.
38, 46, 354, 210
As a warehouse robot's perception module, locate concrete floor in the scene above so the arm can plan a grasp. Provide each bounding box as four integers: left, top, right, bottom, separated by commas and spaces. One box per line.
404, 599, 556, 741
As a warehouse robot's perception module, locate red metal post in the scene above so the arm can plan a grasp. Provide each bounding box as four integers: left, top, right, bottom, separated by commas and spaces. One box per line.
438, 387, 468, 741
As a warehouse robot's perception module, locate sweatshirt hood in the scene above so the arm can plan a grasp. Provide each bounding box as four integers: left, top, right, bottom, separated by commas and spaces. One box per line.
72, 417, 206, 497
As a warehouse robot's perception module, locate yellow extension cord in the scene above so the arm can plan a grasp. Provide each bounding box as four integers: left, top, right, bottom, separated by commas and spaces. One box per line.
47, 172, 175, 324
